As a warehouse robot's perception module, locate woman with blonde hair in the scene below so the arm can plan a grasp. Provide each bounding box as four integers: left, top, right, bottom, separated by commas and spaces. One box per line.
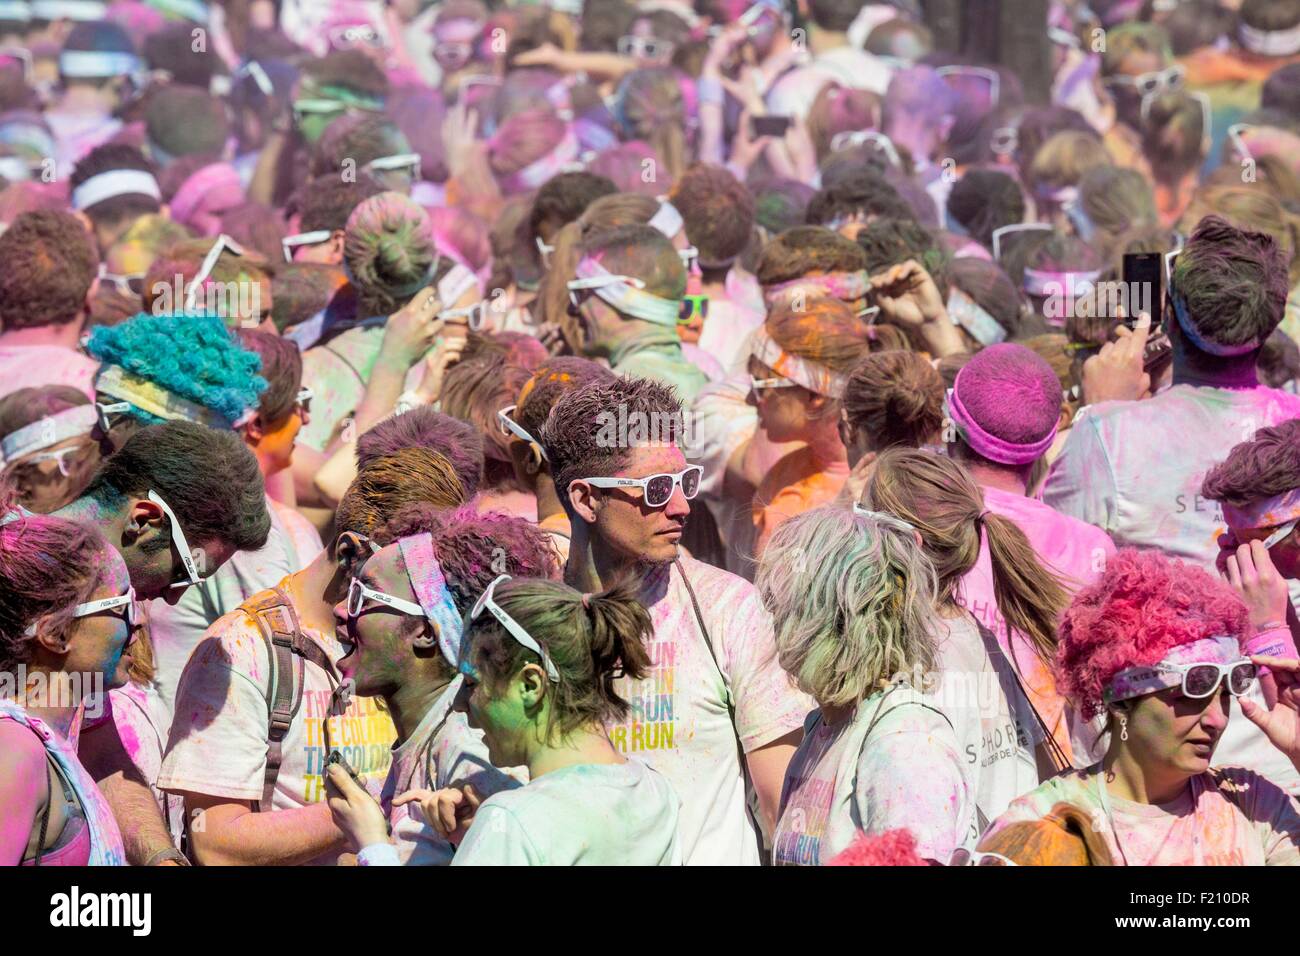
757, 505, 973, 864
861, 448, 1072, 827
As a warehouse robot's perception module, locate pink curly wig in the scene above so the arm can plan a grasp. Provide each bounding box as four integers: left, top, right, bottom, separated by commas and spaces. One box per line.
827, 829, 929, 866
1054, 548, 1250, 719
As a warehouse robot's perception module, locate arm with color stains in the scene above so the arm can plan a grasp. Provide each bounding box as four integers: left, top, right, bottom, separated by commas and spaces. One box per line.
78, 712, 179, 866
182, 792, 346, 866
0, 722, 46, 865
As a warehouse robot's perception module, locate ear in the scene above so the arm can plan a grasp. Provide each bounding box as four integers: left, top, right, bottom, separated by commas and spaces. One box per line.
30, 616, 70, 656
73, 209, 95, 239
411, 620, 438, 651
124, 496, 167, 542
518, 663, 547, 709
333, 531, 372, 576
567, 478, 600, 525
241, 414, 266, 444
328, 231, 346, 260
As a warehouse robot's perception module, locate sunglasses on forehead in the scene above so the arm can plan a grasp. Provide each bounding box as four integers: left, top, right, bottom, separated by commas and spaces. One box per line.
469, 574, 559, 682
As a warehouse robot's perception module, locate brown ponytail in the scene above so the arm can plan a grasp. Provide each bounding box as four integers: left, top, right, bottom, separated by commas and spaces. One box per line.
468, 577, 653, 739
864, 448, 1069, 665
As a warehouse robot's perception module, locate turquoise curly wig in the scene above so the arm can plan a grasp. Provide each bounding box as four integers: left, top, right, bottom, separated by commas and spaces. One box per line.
87, 312, 268, 427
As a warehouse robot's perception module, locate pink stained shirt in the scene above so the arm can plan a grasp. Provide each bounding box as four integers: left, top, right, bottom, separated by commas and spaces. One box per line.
0, 344, 99, 400
956, 484, 1116, 765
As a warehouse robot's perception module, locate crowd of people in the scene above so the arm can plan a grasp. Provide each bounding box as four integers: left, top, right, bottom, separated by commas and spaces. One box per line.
2, 0, 1300, 867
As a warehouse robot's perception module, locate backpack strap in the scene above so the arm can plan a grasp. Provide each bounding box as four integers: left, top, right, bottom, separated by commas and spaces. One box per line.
241, 586, 338, 812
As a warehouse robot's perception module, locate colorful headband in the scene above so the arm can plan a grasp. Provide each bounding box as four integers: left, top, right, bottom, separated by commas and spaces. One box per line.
95, 363, 235, 430
496, 127, 580, 193
648, 200, 683, 238
1239, 21, 1300, 57
762, 270, 872, 307
574, 255, 680, 326
72, 169, 161, 210
397, 532, 464, 670
148, 0, 209, 23
0, 1, 30, 20
948, 367, 1057, 465
168, 163, 243, 228
1104, 636, 1241, 704
947, 287, 1007, 347
750, 326, 848, 398
58, 50, 142, 78
31, 0, 105, 18
0, 404, 96, 465
1172, 293, 1259, 357
1220, 487, 1300, 534
1022, 267, 1100, 299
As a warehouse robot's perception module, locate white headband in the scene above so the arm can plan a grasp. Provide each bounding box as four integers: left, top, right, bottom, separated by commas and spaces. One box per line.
437, 263, 479, 308
648, 200, 683, 238
947, 287, 1007, 346
573, 256, 680, 326
1022, 267, 1101, 298
1239, 21, 1300, 57
72, 169, 161, 210
0, 404, 96, 465
0, 156, 29, 182
59, 50, 141, 78
31, 0, 104, 18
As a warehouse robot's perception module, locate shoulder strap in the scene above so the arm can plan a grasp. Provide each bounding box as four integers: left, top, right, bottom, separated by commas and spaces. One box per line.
973, 618, 1071, 777
241, 586, 337, 812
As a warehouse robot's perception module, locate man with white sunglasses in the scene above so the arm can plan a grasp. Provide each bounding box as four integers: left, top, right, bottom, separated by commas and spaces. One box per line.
543, 375, 813, 865
158, 446, 468, 865
564, 223, 708, 404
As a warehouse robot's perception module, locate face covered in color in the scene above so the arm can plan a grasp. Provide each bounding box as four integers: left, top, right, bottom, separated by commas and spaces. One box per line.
747, 356, 821, 444
1112, 683, 1231, 782
454, 617, 550, 769
57, 547, 140, 693
332, 542, 432, 698
568, 443, 692, 567
116, 494, 239, 604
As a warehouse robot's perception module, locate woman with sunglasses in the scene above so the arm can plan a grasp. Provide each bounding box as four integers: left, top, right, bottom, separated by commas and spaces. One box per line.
328, 576, 682, 866
0, 504, 141, 865
979, 548, 1300, 866
0, 386, 102, 514
749, 296, 872, 556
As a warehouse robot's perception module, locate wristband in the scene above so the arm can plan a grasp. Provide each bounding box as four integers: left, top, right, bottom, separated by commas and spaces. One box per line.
358, 842, 401, 867
697, 76, 724, 107
1244, 625, 1298, 662
145, 846, 191, 866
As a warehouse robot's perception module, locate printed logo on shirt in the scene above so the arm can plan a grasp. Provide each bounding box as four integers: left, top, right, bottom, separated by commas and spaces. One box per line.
301, 689, 395, 803
772, 777, 831, 866
610, 638, 676, 754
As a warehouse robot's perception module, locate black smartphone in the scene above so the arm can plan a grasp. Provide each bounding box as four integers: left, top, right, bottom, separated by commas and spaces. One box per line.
326, 749, 362, 786
1121, 252, 1163, 329
751, 115, 792, 138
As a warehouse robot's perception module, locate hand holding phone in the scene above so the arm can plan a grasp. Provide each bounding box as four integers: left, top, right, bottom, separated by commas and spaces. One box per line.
751, 114, 792, 138
1121, 252, 1163, 330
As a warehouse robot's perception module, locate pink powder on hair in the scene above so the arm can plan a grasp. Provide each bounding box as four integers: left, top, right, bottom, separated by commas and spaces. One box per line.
953, 342, 1061, 448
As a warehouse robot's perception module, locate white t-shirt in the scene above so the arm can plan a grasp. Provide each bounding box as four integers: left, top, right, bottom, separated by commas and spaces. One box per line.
157, 582, 396, 865
380, 678, 524, 866
451, 761, 682, 866
604, 556, 815, 864
772, 686, 973, 866
1044, 383, 1300, 792
932, 613, 1041, 842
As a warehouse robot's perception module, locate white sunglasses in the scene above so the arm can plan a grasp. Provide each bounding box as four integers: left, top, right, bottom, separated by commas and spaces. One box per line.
535, 235, 555, 267
185, 234, 247, 310
148, 490, 204, 590
749, 375, 796, 391
281, 230, 332, 263
24, 585, 141, 637
991, 222, 1052, 262
94, 400, 131, 433
439, 301, 490, 332
576, 465, 703, 509
949, 847, 1016, 867
829, 130, 901, 168
22, 444, 88, 477
98, 264, 145, 297
1263, 518, 1299, 550
567, 273, 646, 309
497, 404, 548, 462
469, 574, 559, 682
936, 65, 1000, 110
1106, 64, 1184, 96
346, 575, 425, 619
